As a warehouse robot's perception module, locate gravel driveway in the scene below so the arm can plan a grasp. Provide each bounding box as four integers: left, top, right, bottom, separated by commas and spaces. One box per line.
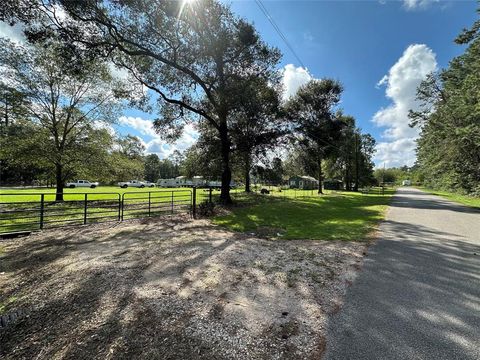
0, 216, 367, 359
324, 187, 480, 360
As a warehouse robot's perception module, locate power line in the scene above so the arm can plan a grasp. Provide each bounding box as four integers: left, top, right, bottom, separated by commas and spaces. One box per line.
254, 0, 306, 69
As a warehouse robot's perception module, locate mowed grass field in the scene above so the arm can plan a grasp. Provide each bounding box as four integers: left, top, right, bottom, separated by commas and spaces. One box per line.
213, 188, 396, 241
0, 186, 197, 202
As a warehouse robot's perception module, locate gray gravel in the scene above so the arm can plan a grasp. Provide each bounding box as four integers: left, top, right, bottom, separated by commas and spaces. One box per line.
324, 187, 480, 360
0, 216, 365, 359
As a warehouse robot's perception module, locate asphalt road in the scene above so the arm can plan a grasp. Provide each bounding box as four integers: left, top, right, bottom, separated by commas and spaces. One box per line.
324, 187, 480, 360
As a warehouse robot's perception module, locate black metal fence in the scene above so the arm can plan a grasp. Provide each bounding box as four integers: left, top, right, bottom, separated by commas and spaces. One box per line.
0, 189, 194, 235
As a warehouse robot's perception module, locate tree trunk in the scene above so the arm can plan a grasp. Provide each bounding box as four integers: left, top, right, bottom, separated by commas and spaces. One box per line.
244, 156, 251, 193
219, 123, 232, 204
318, 156, 323, 194
346, 161, 353, 191
353, 133, 359, 192
55, 163, 64, 202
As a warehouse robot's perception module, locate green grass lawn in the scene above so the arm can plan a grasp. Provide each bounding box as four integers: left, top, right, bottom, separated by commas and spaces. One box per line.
0, 186, 245, 203
0, 186, 200, 233
0, 186, 395, 238
0, 186, 193, 202
419, 187, 480, 209
213, 188, 395, 241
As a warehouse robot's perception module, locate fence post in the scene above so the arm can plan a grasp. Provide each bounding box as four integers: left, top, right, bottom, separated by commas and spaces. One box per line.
117, 194, 121, 221
148, 192, 151, 217
121, 194, 125, 221
84, 193, 88, 225
171, 191, 174, 214
209, 187, 213, 204
192, 187, 196, 219
39, 194, 45, 230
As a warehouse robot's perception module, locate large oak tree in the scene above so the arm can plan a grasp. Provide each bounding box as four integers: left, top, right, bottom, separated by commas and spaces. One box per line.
15, 0, 282, 203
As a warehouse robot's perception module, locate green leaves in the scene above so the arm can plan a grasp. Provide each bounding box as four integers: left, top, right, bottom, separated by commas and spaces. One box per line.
412, 11, 480, 195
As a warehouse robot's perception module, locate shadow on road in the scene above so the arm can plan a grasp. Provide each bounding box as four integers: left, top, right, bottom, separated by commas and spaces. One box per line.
325, 217, 480, 360
389, 189, 480, 214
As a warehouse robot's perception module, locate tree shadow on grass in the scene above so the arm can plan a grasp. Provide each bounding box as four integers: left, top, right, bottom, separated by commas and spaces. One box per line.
214, 193, 392, 241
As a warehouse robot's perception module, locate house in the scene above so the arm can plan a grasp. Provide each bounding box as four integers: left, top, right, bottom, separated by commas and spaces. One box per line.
289, 175, 319, 190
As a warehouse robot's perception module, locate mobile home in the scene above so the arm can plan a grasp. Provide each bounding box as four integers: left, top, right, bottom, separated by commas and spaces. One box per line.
289, 176, 319, 190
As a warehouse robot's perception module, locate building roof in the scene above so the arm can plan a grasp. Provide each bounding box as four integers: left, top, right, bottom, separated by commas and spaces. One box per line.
290, 175, 318, 182
300, 176, 318, 182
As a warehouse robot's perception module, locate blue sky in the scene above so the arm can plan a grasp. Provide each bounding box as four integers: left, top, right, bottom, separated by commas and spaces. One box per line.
0, 0, 477, 167
224, 0, 477, 167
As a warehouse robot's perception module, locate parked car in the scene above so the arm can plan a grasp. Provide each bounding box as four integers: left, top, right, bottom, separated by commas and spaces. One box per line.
144, 181, 156, 188
118, 180, 147, 188
66, 180, 99, 189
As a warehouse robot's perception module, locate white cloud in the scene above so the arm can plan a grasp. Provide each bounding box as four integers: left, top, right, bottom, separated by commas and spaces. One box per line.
403, 0, 439, 10
375, 139, 418, 168
303, 31, 314, 42
108, 63, 131, 82
282, 64, 313, 100
118, 116, 198, 159
373, 44, 437, 167
92, 121, 117, 137
119, 116, 157, 137
0, 22, 26, 44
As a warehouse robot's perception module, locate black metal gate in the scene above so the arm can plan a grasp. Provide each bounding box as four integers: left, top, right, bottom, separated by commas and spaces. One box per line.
0, 189, 193, 235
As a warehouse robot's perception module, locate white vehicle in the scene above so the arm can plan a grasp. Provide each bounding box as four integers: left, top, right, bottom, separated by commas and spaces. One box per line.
118, 180, 147, 188
207, 180, 221, 188
157, 178, 180, 188
66, 180, 99, 189
144, 181, 156, 188
402, 179, 412, 186
192, 176, 206, 187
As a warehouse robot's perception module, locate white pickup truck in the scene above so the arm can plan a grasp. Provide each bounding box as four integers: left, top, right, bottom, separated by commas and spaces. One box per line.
66, 180, 99, 188
118, 180, 148, 188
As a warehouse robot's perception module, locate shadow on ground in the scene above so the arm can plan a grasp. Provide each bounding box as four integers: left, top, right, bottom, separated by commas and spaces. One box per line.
324, 190, 480, 360
0, 216, 364, 360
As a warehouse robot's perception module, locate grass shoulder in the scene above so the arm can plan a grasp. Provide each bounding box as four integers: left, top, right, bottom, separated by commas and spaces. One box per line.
213, 188, 396, 241
418, 187, 480, 209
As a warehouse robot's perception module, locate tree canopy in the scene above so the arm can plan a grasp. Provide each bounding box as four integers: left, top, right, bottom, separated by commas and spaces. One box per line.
409, 10, 480, 195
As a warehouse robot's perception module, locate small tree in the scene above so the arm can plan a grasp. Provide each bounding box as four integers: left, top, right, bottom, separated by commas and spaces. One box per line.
229, 77, 284, 192
0, 39, 123, 200
285, 79, 344, 194
144, 154, 161, 183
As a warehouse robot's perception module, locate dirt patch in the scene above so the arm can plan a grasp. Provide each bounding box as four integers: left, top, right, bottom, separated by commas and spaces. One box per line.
0, 216, 366, 359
